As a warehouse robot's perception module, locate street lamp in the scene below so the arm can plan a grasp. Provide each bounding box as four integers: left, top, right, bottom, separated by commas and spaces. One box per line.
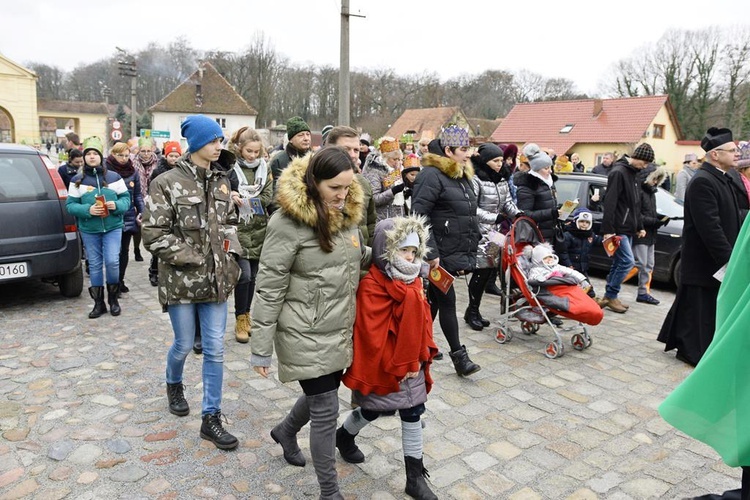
116, 48, 137, 139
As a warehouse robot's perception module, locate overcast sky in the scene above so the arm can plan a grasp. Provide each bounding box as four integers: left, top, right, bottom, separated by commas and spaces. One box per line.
1, 0, 747, 96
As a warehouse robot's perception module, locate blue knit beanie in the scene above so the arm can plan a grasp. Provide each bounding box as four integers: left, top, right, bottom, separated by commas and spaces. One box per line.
181, 115, 224, 153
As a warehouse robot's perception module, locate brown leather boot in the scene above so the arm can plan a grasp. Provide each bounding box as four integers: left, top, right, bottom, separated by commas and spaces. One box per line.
606, 298, 628, 313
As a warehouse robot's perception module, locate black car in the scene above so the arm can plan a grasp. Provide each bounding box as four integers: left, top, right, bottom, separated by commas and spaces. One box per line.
554, 172, 684, 286
0, 144, 83, 296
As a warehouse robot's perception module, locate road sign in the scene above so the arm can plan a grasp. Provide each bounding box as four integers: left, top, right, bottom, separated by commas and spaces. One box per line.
112, 120, 121, 130
140, 129, 171, 139
111, 130, 123, 141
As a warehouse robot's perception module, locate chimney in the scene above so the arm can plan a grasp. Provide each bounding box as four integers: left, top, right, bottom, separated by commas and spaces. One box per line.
592, 99, 603, 117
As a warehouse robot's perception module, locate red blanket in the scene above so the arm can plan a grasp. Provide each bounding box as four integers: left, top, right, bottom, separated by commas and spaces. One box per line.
343, 265, 438, 396
545, 284, 604, 325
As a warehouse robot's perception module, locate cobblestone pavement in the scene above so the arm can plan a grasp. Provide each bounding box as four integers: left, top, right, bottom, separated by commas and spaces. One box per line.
0, 258, 740, 500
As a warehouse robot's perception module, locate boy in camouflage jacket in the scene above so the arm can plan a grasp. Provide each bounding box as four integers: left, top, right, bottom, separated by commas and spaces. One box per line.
142, 115, 241, 450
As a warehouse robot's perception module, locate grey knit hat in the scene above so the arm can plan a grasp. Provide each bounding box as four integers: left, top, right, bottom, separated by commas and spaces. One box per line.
522, 143, 552, 172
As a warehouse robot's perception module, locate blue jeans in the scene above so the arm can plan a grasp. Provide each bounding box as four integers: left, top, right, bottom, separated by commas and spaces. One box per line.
166, 302, 227, 416
80, 229, 122, 287
605, 234, 635, 299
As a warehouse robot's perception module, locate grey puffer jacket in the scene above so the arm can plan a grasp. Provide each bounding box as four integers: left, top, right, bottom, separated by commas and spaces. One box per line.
142, 150, 242, 310
362, 157, 403, 222
471, 159, 521, 268
250, 156, 371, 383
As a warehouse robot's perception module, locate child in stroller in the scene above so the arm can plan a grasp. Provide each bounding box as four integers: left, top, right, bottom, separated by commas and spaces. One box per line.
525, 242, 592, 294
495, 216, 603, 358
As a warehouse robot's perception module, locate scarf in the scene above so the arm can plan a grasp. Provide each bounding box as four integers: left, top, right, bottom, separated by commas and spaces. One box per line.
385, 255, 422, 284
106, 155, 135, 178
134, 154, 157, 199
683, 165, 697, 181
530, 169, 554, 188
234, 157, 268, 188
342, 265, 438, 396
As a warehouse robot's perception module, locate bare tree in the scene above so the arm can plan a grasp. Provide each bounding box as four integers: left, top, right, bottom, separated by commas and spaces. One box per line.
722, 26, 750, 134
27, 63, 66, 100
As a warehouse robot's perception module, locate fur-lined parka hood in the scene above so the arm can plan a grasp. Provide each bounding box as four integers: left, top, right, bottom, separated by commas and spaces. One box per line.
371, 215, 431, 273
420, 152, 474, 181
275, 153, 364, 233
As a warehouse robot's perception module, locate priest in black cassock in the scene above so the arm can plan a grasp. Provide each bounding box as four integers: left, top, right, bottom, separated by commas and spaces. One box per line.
658, 127, 742, 366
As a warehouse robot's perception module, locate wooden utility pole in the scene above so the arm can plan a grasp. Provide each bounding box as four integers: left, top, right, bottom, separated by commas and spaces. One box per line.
338, 0, 365, 126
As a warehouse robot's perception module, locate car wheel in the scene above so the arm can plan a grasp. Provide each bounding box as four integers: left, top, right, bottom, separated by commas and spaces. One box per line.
672, 256, 681, 288
59, 264, 84, 298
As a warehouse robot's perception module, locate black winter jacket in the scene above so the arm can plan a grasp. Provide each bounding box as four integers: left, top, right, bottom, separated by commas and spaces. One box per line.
514, 171, 559, 243
411, 152, 480, 274
563, 224, 601, 275
681, 164, 741, 287
601, 157, 643, 236
635, 181, 661, 246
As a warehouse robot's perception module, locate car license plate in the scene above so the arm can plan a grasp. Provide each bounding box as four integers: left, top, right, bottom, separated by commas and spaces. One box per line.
0, 262, 29, 280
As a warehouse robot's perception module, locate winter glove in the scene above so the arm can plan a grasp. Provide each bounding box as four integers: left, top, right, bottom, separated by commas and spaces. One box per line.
495, 214, 506, 225
390, 183, 405, 195
514, 211, 525, 219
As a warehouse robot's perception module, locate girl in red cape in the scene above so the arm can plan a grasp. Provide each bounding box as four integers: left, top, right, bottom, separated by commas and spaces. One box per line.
339, 215, 439, 500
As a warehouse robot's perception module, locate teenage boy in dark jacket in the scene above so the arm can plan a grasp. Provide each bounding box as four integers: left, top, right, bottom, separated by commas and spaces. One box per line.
597, 143, 652, 313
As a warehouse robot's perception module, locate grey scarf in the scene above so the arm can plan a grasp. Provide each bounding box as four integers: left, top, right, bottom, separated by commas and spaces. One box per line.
386, 255, 422, 284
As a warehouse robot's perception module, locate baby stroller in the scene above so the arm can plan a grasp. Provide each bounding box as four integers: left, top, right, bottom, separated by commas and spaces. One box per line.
494, 216, 603, 359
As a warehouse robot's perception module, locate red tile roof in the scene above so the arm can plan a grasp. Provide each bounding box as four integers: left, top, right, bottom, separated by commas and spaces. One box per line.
490, 95, 680, 154
385, 107, 471, 141
149, 61, 257, 116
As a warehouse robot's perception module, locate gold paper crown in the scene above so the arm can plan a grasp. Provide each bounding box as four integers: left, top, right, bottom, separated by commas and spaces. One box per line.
439, 125, 470, 148
378, 137, 400, 153
403, 154, 421, 168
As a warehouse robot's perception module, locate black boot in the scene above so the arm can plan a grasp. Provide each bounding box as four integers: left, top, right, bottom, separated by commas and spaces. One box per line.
193, 330, 203, 355
88, 286, 107, 319
449, 345, 481, 376
200, 412, 238, 450
107, 283, 121, 316
404, 456, 438, 500
148, 257, 159, 287
336, 426, 364, 463
119, 281, 129, 293
463, 305, 484, 331
166, 382, 189, 416
476, 311, 490, 327
270, 395, 309, 467
484, 268, 502, 296
466, 271, 490, 329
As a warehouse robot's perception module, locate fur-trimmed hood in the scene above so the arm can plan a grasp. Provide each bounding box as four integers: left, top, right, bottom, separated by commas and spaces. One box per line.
420, 152, 474, 181
275, 153, 364, 233
645, 166, 667, 187
371, 215, 431, 273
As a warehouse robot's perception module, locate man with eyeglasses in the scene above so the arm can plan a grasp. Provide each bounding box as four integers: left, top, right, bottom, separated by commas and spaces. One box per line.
658, 127, 741, 367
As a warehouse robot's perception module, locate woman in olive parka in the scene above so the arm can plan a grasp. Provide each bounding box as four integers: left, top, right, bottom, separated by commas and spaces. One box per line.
251, 147, 370, 500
